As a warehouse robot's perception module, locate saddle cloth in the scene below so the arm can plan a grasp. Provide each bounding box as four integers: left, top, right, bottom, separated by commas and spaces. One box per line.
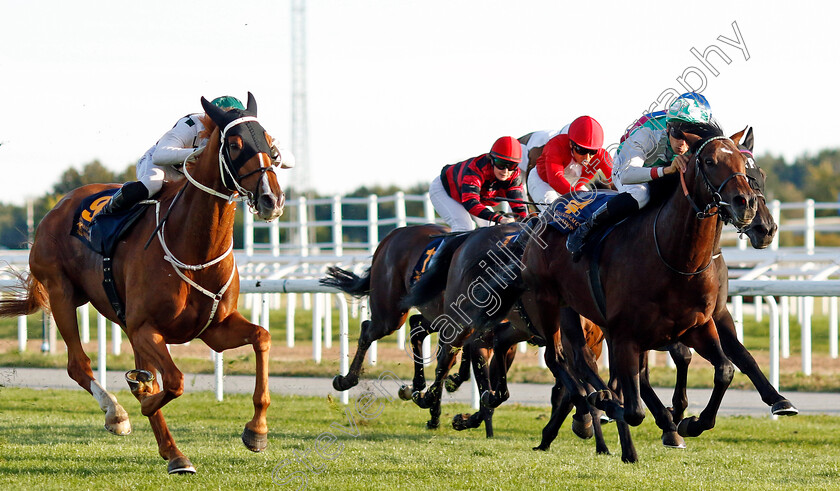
70, 189, 149, 257
547, 191, 618, 233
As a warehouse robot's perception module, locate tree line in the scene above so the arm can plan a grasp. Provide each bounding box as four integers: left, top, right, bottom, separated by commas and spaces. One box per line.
0, 149, 838, 250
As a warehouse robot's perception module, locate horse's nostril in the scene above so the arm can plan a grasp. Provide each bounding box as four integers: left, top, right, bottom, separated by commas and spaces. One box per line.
259, 194, 277, 210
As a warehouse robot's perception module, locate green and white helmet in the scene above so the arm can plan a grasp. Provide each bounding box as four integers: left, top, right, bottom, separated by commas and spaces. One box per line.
210, 95, 245, 110
666, 92, 711, 125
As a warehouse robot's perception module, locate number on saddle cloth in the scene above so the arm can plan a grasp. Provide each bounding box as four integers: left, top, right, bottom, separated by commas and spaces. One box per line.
71, 189, 150, 257
546, 191, 619, 234
410, 236, 446, 286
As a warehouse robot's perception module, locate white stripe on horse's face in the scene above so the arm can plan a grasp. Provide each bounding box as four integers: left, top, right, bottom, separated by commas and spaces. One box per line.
720, 148, 734, 154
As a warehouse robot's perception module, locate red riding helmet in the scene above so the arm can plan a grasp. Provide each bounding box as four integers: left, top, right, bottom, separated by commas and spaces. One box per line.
568, 116, 604, 150
489, 136, 522, 164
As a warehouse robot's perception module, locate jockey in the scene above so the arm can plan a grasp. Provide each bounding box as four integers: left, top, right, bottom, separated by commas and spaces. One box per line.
430, 136, 528, 232
565, 92, 712, 258
101, 95, 295, 215
528, 116, 613, 211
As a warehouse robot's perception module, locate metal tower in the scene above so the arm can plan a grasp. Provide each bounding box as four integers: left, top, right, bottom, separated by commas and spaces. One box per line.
290, 0, 311, 196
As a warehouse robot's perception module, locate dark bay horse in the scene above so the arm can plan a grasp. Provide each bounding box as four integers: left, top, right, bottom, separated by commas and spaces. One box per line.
0, 93, 284, 474
408, 123, 761, 462
515, 124, 759, 457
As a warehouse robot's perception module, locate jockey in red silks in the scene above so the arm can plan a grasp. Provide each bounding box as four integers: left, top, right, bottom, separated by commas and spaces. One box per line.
429, 136, 528, 232
101, 96, 294, 216
527, 116, 614, 211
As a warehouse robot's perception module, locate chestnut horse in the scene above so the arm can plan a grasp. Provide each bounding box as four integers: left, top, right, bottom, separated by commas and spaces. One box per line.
0, 93, 284, 474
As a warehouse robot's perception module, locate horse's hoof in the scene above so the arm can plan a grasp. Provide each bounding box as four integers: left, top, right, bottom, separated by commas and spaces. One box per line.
532, 444, 550, 451
242, 426, 268, 452
662, 431, 686, 449
677, 416, 700, 438
125, 369, 155, 396
104, 418, 132, 436
452, 413, 470, 431
572, 414, 593, 440
398, 385, 413, 401
167, 456, 196, 475
444, 374, 462, 393
771, 399, 799, 416
599, 413, 613, 424
426, 419, 440, 430
104, 404, 132, 435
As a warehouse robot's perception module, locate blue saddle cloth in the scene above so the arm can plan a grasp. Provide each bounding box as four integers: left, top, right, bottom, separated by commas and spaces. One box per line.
547, 190, 618, 233
410, 236, 446, 285
70, 189, 149, 257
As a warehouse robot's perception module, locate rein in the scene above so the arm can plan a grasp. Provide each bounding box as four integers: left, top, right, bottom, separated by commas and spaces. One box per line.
656, 134, 743, 275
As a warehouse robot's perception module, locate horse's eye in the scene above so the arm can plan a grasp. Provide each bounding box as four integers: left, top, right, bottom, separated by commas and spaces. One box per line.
228, 140, 243, 151
704, 157, 715, 166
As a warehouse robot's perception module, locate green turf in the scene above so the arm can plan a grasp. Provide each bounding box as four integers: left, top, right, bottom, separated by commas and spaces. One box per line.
0, 387, 839, 490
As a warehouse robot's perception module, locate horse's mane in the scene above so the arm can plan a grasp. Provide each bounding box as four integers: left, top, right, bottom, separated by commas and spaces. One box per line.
646, 120, 726, 207
684, 120, 725, 153
199, 114, 216, 139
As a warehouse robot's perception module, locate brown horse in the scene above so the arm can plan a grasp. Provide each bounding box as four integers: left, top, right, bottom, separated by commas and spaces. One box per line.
0, 93, 284, 474
408, 122, 760, 462
517, 123, 758, 455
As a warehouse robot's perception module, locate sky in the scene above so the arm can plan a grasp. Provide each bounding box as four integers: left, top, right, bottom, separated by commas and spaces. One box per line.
0, 0, 838, 206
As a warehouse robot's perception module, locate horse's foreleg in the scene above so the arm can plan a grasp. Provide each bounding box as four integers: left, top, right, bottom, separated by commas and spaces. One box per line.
44, 280, 131, 436
130, 327, 185, 417
533, 382, 573, 451
667, 342, 692, 422
201, 312, 271, 452
677, 321, 734, 438
715, 309, 798, 415
481, 322, 528, 408
404, 314, 436, 399
128, 353, 191, 472
412, 334, 466, 429
640, 350, 684, 449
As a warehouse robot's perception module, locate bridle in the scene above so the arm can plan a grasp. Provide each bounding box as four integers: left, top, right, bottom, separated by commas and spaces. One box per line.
182, 115, 279, 213
679, 135, 750, 225
656, 134, 749, 276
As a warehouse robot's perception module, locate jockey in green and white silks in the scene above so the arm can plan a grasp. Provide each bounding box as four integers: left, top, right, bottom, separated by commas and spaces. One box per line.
565, 92, 713, 259
101, 96, 295, 216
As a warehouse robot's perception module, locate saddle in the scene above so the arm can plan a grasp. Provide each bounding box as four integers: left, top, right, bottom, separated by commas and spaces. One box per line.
546, 190, 618, 233
71, 189, 152, 324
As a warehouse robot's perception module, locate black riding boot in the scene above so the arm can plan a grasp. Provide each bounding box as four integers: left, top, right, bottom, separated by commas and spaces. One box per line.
101, 181, 149, 216
566, 192, 639, 261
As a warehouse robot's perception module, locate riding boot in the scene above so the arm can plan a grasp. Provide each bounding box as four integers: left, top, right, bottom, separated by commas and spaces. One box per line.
100, 181, 149, 216
566, 192, 639, 262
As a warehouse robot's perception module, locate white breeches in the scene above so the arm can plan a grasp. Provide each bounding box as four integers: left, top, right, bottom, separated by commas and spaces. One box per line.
429, 176, 492, 232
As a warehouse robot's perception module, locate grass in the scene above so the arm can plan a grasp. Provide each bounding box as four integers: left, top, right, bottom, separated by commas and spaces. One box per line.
1, 301, 840, 392
1, 387, 839, 490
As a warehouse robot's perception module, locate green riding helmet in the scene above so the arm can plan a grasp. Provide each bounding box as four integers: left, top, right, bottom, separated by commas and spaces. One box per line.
665, 93, 712, 125
210, 95, 245, 110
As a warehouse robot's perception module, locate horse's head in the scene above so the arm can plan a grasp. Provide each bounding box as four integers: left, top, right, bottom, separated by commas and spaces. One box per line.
201, 92, 285, 221
683, 124, 758, 229
733, 126, 776, 248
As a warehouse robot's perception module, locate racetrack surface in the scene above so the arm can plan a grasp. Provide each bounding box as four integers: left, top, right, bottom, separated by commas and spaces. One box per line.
2, 367, 837, 417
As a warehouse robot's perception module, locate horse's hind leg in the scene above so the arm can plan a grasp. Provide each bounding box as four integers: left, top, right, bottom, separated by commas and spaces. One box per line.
41, 277, 131, 435
201, 312, 272, 452
336, 311, 409, 392
400, 314, 437, 400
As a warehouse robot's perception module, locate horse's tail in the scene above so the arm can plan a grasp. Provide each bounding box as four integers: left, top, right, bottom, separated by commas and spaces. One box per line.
399, 233, 471, 310
320, 266, 371, 298
0, 270, 49, 317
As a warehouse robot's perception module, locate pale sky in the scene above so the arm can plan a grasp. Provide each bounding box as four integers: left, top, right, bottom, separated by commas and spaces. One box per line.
1, 0, 838, 205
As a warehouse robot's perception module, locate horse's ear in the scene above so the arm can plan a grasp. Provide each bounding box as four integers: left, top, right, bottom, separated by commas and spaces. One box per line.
246, 92, 258, 116
683, 132, 702, 148
743, 126, 754, 152
730, 126, 748, 147
201, 96, 228, 126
